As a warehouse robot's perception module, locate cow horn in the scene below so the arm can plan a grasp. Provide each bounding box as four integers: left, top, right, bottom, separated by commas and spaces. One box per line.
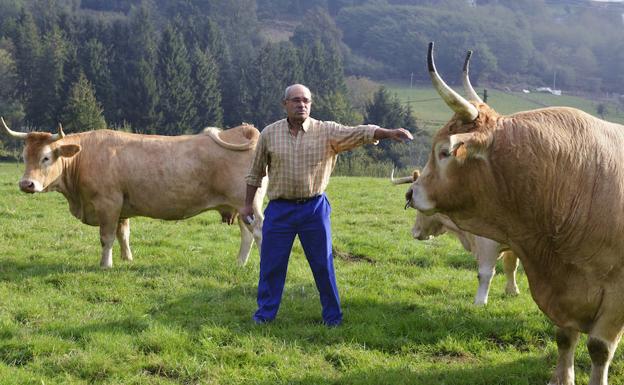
51, 122, 65, 141
428, 42, 479, 122
1, 117, 28, 139
390, 168, 415, 184
462, 50, 483, 103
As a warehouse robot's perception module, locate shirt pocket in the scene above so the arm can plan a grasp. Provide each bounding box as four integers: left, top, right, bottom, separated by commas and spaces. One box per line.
303, 143, 325, 166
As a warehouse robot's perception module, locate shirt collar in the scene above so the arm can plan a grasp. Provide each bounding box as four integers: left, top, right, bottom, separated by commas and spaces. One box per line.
287, 117, 311, 133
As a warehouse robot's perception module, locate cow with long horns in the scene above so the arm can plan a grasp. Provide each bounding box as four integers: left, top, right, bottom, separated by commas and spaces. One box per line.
2, 118, 266, 268
406, 42, 624, 385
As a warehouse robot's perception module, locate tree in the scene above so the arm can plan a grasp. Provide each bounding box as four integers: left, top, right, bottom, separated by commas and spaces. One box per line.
238, 42, 304, 129
123, 3, 160, 132
363, 87, 419, 168
313, 91, 359, 126
62, 71, 106, 132
80, 38, 114, 123
299, 39, 353, 123
190, 46, 223, 130
176, 14, 239, 127
0, 41, 23, 119
28, 24, 67, 128
291, 7, 343, 51
11, 9, 40, 108
156, 21, 195, 135
0, 39, 23, 158
300, 40, 336, 96
344, 75, 378, 116
596, 103, 608, 119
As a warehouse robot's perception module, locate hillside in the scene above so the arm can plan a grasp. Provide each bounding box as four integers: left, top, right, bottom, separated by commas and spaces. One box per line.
385, 83, 624, 133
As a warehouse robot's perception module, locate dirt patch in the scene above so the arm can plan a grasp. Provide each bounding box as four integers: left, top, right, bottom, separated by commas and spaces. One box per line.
332, 247, 376, 264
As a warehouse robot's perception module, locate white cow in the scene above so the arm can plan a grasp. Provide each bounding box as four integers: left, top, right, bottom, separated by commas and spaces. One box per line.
393, 170, 519, 305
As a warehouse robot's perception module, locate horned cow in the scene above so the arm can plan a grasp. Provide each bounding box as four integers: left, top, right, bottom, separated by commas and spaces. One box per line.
2, 118, 266, 268
406, 42, 624, 385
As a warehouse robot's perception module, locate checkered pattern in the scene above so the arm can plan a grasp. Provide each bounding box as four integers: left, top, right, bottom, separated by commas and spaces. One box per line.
246, 117, 378, 200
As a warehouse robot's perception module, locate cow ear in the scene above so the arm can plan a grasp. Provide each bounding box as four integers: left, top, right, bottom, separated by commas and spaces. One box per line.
55, 144, 81, 158
412, 169, 420, 180
449, 132, 486, 162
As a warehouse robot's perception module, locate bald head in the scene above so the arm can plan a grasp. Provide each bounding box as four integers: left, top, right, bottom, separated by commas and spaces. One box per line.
283, 84, 312, 123
284, 84, 312, 101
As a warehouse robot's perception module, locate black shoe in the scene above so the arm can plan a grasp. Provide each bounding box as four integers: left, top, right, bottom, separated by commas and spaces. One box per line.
253, 316, 273, 325
324, 320, 342, 328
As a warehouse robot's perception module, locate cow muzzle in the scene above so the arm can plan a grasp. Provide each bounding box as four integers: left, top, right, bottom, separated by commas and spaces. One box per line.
19, 179, 40, 193
411, 228, 427, 240
411, 226, 437, 240
406, 183, 437, 214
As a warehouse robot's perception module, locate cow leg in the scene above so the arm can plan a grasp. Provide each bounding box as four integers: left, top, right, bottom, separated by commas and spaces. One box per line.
116, 218, 133, 262
235, 180, 267, 266
99, 221, 117, 269
473, 239, 499, 305
548, 327, 580, 385
251, 183, 266, 249
96, 201, 122, 269
237, 215, 254, 266
251, 206, 264, 250
474, 260, 495, 305
586, 321, 622, 385
501, 251, 520, 295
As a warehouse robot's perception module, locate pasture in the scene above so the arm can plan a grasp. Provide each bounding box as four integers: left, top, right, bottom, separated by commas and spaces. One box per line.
0, 162, 620, 384
385, 83, 624, 134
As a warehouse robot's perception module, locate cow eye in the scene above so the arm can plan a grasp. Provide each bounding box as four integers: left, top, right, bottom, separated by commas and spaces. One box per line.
41, 156, 50, 163
438, 149, 450, 159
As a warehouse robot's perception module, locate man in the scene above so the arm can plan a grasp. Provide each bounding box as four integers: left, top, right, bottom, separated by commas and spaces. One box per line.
240, 84, 413, 326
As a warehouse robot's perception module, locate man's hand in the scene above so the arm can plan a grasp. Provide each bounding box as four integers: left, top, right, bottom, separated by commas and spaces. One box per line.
239, 205, 255, 225
390, 128, 413, 142
374, 127, 414, 142
240, 184, 260, 225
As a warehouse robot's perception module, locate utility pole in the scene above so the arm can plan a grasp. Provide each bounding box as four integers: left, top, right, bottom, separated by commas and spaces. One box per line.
410, 72, 413, 88
553, 70, 557, 90
483, 89, 488, 103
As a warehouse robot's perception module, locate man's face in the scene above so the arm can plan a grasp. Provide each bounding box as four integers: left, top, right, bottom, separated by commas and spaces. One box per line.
283, 86, 312, 123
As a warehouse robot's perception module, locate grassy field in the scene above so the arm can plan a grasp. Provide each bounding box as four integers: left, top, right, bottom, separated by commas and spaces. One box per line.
0, 163, 621, 384
385, 82, 624, 134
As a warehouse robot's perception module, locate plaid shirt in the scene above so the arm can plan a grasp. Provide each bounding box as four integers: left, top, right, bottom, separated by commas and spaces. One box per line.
246, 117, 379, 200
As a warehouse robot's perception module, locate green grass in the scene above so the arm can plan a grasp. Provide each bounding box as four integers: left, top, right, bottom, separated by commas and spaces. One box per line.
385, 83, 624, 134
0, 162, 620, 384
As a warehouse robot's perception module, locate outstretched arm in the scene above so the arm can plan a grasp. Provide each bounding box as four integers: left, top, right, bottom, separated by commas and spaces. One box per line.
374, 127, 414, 142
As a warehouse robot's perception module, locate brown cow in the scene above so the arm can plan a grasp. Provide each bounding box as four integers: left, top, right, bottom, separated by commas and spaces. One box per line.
2, 118, 266, 268
392, 170, 519, 305
405, 42, 624, 385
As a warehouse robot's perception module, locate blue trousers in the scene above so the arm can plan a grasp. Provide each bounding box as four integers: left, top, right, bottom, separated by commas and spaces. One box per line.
253, 194, 342, 325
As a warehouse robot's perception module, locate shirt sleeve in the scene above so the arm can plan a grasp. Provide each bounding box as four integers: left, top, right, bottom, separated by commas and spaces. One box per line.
245, 133, 268, 187
327, 121, 380, 154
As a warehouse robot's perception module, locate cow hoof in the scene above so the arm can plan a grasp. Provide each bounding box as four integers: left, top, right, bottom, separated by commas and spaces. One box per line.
100, 263, 113, 269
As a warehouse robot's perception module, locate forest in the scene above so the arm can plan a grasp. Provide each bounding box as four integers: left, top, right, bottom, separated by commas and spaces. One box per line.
0, 0, 622, 171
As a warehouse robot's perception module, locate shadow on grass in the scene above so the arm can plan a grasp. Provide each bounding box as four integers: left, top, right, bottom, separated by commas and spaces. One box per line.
0, 257, 105, 280
145, 284, 552, 353
252, 355, 551, 385
0, 255, 555, 384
